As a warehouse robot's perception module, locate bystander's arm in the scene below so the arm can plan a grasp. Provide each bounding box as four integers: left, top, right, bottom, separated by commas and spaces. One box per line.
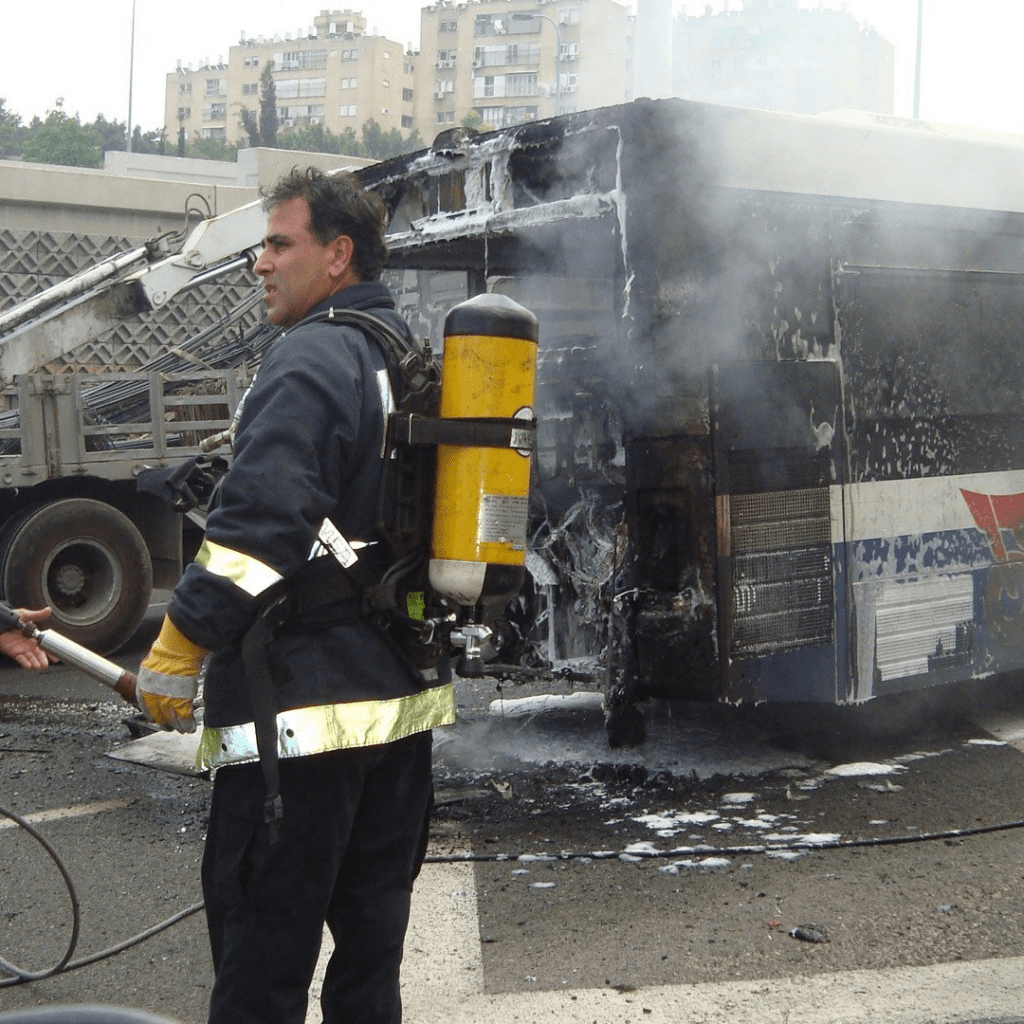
0, 607, 53, 670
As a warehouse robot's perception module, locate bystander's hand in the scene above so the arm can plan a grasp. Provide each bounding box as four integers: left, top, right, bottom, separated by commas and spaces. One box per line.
0, 607, 53, 670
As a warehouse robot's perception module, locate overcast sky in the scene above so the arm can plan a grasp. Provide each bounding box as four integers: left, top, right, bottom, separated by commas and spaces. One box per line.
2, 1, 1022, 136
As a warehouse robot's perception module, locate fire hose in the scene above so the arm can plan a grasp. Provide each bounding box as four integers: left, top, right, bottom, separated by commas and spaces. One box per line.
0, 602, 139, 709
0, 602, 206, 994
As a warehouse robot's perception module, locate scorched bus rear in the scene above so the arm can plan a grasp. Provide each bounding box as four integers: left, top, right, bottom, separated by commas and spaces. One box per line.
359, 97, 1024, 743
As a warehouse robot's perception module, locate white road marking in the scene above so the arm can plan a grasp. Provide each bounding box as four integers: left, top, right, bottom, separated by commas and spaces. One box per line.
304, 708, 1024, 1024
303, 859, 1024, 1024
305, 859, 480, 1024
0, 798, 132, 831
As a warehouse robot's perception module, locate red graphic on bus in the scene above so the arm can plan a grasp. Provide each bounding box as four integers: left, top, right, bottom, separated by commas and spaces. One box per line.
961, 489, 1024, 562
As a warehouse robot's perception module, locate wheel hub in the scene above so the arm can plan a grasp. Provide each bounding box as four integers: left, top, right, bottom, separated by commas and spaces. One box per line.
53, 562, 87, 599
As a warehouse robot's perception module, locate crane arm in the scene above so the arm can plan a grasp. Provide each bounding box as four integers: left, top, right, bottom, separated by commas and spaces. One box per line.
0, 199, 268, 384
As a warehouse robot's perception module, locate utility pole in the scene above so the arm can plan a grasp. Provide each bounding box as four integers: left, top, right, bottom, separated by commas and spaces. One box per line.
511, 12, 563, 117
127, 0, 137, 152
913, 0, 923, 119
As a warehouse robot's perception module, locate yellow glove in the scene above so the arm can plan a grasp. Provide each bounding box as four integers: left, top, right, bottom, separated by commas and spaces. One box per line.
136, 615, 208, 734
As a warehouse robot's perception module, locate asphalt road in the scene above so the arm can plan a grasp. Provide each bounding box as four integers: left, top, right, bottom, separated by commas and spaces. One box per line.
1, 607, 1024, 1023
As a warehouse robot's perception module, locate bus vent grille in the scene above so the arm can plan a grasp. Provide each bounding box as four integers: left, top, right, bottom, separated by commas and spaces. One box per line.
729, 485, 833, 655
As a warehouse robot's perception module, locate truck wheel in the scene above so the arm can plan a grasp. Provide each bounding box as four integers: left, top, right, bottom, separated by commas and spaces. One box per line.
0, 499, 153, 655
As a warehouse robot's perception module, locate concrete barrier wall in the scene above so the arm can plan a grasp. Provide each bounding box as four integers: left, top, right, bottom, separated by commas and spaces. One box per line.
1, 148, 375, 238
0, 160, 254, 239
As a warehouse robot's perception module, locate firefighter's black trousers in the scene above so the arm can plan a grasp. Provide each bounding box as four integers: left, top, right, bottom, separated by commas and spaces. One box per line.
201, 731, 434, 1024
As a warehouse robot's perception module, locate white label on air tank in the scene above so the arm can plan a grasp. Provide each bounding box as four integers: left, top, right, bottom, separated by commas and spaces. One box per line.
478, 494, 529, 549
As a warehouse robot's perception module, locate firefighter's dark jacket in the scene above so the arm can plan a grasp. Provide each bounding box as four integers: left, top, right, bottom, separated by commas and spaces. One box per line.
166, 282, 455, 769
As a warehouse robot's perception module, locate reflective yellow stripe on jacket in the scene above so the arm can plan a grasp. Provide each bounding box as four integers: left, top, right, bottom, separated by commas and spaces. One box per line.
195, 539, 283, 596
197, 683, 456, 770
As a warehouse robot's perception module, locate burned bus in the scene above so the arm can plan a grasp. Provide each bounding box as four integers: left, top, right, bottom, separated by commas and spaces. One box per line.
358, 97, 1024, 743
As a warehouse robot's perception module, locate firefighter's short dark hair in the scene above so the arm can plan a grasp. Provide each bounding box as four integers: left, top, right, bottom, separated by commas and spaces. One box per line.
261, 166, 389, 281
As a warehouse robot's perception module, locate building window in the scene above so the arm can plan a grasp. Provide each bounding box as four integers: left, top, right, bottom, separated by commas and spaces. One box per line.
244, 56, 260, 68
342, 48, 358, 60
341, 77, 356, 89
178, 82, 193, 94
474, 14, 507, 37
382, 79, 390, 88
439, 19, 458, 32
402, 88, 413, 101
509, 15, 540, 34
177, 106, 191, 120
476, 43, 537, 67
401, 115, 413, 128
508, 72, 538, 96
504, 105, 538, 125
204, 78, 224, 96
340, 104, 357, 116
478, 106, 507, 126
276, 78, 327, 99
202, 102, 226, 121
276, 49, 328, 71
242, 82, 258, 95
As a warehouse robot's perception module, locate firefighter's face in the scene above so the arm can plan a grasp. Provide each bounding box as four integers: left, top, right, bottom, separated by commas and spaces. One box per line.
254, 198, 354, 328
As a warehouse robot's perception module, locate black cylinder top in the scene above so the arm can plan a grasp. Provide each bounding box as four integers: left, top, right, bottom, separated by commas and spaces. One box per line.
444, 293, 539, 343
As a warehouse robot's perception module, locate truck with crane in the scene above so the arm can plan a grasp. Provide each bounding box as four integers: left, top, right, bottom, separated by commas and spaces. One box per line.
0, 203, 273, 653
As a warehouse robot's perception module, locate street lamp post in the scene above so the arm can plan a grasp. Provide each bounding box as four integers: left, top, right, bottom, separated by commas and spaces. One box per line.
127, 0, 137, 152
511, 12, 563, 117
913, 0, 923, 120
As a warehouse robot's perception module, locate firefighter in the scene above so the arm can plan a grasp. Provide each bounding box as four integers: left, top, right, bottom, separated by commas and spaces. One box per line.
135, 167, 456, 1024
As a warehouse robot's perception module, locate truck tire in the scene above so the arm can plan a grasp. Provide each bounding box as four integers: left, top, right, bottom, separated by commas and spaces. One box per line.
0, 498, 153, 655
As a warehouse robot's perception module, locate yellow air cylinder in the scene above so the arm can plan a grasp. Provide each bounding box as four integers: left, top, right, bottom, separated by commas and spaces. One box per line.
429, 293, 539, 609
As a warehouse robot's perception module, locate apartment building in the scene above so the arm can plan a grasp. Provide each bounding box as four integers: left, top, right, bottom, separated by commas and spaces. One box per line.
415, 0, 635, 136
165, 10, 416, 147
165, 3, 636, 150
672, 0, 894, 116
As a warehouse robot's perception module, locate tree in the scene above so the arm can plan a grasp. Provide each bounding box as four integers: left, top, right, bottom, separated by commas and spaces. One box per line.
360, 119, 385, 160
188, 136, 237, 162
336, 126, 361, 155
276, 121, 341, 154
92, 114, 127, 153
258, 60, 277, 148
461, 112, 494, 133
239, 105, 260, 148
21, 102, 101, 168
0, 98, 24, 157
132, 125, 167, 155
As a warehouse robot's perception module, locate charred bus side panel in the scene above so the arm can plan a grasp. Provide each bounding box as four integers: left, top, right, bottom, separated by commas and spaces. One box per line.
360, 98, 1024, 740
